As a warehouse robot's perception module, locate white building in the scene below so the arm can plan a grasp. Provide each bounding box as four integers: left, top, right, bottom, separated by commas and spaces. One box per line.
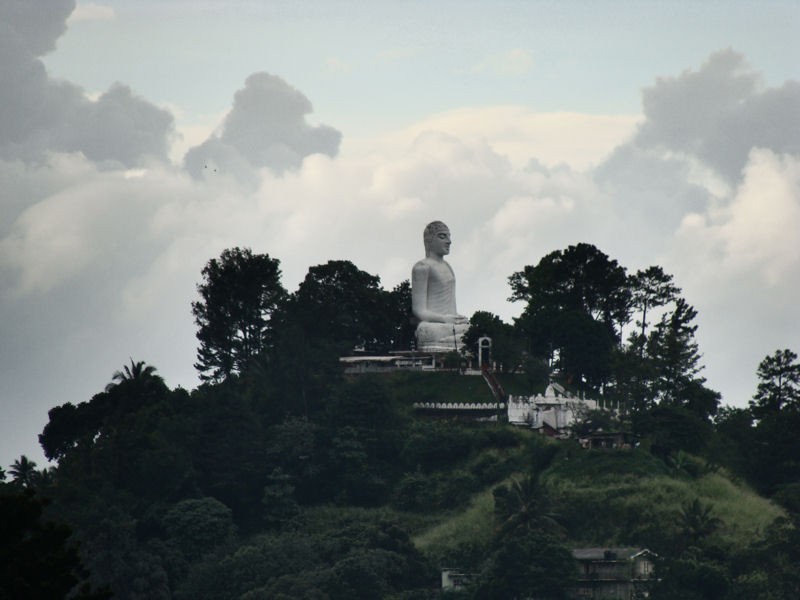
508, 383, 598, 434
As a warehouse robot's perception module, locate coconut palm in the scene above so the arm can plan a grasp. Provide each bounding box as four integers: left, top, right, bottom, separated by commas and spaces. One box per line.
105, 358, 162, 391
493, 473, 564, 543
680, 498, 722, 546
9, 455, 38, 488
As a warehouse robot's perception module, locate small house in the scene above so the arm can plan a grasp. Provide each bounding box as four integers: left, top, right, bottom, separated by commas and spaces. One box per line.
570, 547, 656, 599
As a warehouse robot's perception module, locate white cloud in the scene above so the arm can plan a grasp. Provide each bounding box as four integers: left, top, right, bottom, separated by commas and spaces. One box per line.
674, 149, 800, 287
68, 3, 115, 24
2, 44, 800, 469
347, 106, 640, 171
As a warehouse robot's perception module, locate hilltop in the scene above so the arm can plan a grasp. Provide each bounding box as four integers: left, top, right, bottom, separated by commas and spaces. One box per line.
4, 366, 798, 599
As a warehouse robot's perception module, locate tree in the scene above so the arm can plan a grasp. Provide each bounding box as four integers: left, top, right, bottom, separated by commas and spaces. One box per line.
285, 259, 390, 352
492, 473, 563, 542
509, 243, 631, 335
510, 243, 631, 390
162, 497, 237, 561
385, 279, 416, 352
0, 488, 111, 599
9, 455, 38, 489
646, 299, 704, 405
750, 348, 800, 418
463, 311, 524, 372
474, 532, 576, 600
192, 247, 286, 382
105, 358, 163, 391
630, 265, 681, 345
679, 499, 722, 548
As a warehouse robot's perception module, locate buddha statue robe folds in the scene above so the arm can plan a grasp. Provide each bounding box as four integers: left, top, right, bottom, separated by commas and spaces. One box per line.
411, 221, 469, 352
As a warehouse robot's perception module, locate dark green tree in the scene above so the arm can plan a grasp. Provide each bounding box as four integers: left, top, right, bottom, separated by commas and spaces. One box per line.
679, 499, 722, 548
749, 348, 800, 419
492, 473, 563, 542
192, 247, 286, 382
40, 361, 170, 463
509, 243, 631, 335
162, 497, 237, 561
262, 468, 299, 527
646, 299, 714, 410
510, 243, 631, 390
8, 455, 38, 489
105, 358, 163, 391
727, 517, 800, 599
629, 265, 681, 345
651, 554, 729, 600
0, 488, 111, 599
386, 279, 416, 352
634, 404, 712, 457
287, 259, 390, 352
474, 532, 576, 600
463, 311, 523, 372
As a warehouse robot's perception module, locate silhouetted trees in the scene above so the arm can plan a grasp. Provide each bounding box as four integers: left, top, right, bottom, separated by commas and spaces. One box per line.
13, 243, 800, 599
193, 247, 286, 382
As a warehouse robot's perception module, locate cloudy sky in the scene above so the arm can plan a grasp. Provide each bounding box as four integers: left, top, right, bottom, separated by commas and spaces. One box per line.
2, 0, 799, 468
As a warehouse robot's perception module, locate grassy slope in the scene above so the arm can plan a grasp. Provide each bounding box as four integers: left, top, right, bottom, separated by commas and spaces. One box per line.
361, 374, 784, 564
410, 434, 785, 563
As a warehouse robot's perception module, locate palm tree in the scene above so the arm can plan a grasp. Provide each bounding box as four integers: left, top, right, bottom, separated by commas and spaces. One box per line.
105, 358, 162, 391
9, 455, 38, 488
680, 498, 721, 546
493, 473, 564, 543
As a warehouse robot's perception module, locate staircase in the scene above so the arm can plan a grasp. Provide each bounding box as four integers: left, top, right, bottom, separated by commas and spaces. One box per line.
481, 366, 506, 403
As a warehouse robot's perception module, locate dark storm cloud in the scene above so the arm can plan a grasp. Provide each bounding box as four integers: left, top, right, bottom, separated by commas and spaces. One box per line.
633, 49, 800, 183
184, 72, 342, 179
0, 0, 174, 167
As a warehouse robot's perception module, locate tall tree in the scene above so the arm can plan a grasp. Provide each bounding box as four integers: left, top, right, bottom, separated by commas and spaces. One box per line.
192, 247, 286, 382
630, 265, 681, 344
385, 280, 416, 352
750, 348, 800, 418
510, 243, 631, 390
509, 243, 631, 335
285, 260, 390, 352
9, 455, 38, 489
646, 298, 704, 405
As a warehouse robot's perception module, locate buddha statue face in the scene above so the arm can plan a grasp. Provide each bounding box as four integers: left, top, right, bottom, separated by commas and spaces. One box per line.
423, 221, 451, 256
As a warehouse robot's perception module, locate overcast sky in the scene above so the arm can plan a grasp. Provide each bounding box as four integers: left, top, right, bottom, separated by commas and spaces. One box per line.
2, 0, 799, 469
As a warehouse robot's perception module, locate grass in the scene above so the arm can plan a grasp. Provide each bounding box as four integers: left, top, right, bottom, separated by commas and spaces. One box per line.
409, 444, 786, 563
386, 371, 497, 405
545, 453, 786, 551
411, 485, 497, 564
693, 471, 785, 545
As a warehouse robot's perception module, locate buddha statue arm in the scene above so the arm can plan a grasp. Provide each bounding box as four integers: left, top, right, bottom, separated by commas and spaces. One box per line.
411, 262, 468, 324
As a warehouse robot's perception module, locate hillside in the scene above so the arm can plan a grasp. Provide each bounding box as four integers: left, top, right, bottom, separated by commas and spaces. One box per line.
5, 367, 800, 599
413, 439, 784, 564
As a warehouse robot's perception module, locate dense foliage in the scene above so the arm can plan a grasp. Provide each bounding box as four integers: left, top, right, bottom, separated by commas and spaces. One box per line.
3, 245, 800, 599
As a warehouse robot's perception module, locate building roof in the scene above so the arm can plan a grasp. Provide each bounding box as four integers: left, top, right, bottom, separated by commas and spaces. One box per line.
571, 548, 652, 561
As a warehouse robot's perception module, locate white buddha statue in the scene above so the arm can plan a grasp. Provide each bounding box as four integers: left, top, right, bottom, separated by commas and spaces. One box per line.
411, 221, 469, 352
